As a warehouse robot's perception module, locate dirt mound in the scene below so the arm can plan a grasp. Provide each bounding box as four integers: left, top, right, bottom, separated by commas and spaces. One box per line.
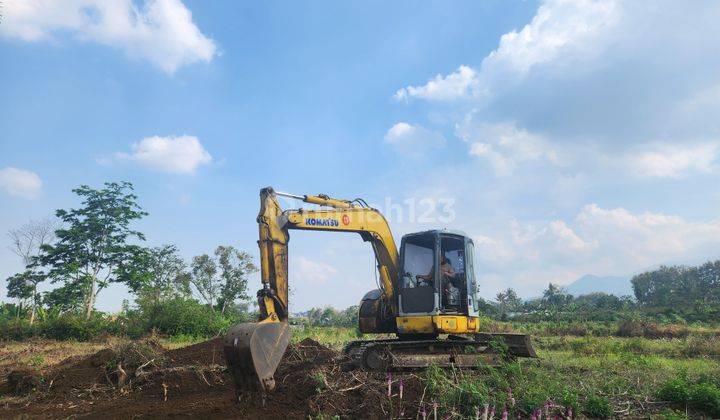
165, 336, 224, 367
1, 337, 420, 419
5, 368, 41, 395
44, 347, 116, 396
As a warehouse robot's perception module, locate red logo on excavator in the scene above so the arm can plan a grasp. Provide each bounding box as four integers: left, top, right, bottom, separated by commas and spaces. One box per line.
342, 215, 350, 225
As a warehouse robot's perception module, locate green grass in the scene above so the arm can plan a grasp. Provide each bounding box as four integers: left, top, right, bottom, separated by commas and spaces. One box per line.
535, 335, 720, 358
298, 323, 720, 418
291, 326, 364, 350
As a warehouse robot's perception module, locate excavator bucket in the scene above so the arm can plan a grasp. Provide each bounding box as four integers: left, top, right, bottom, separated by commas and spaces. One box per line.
223, 321, 292, 393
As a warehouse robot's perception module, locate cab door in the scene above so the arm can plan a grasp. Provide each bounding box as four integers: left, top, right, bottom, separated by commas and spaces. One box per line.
465, 238, 479, 317
398, 233, 438, 315
439, 234, 467, 314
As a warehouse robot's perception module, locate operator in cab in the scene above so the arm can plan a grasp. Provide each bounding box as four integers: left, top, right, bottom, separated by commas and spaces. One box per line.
415, 256, 455, 285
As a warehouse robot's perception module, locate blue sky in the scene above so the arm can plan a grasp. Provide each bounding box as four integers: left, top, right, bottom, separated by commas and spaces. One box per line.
2, 0, 720, 312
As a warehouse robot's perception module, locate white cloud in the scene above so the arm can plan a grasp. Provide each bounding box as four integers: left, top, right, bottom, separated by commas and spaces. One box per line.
480, 0, 620, 83
394, 1, 619, 102
394, 1, 720, 177
626, 143, 720, 178
384, 122, 446, 157
472, 204, 720, 296
457, 120, 561, 175
115, 135, 212, 174
0, 0, 217, 73
394, 66, 478, 102
0, 167, 42, 199
292, 257, 339, 285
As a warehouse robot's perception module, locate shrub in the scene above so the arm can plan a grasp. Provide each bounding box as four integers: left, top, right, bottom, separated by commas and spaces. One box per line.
583, 394, 613, 419
658, 378, 690, 404
40, 314, 113, 341
658, 376, 720, 417
443, 378, 488, 415
688, 382, 720, 417
136, 297, 231, 338
0, 319, 38, 340
657, 408, 689, 419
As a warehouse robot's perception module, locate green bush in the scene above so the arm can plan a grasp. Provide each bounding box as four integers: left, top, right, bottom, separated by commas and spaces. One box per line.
688, 383, 720, 417
0, 318, 38, 340
658, 378, 690, 404
136, 297, 231, 338
443, 378, 488, 415
658, 376, 720, 417
40, 314, 113, 341
583, 394, 613, 419
657, 408, 689, 419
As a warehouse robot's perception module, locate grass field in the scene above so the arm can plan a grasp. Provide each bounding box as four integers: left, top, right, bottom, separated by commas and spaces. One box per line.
1, 323, 719, 418
293, 325, 720, 418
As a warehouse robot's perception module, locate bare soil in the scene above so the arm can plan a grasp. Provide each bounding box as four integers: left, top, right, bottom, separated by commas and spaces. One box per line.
0, 338, 422, 419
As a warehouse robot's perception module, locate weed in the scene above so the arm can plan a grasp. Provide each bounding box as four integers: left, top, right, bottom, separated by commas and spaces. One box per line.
444, 378, 488, 415
583, 394, 613, 419
488, 336, 509, 359
28, 355, 44, 367
658, 377, 690, 404
312, 370, 328, 392
655, 408, 689, 419
658, 376, 720, 417
688, 382, 720, 417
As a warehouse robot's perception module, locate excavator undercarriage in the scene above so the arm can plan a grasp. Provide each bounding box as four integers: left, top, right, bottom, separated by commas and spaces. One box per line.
343, 333, 535, 371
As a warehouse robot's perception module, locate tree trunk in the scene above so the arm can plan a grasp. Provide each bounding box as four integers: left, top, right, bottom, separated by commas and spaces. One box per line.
29, 285, 37, 325
85, 276, 97, 320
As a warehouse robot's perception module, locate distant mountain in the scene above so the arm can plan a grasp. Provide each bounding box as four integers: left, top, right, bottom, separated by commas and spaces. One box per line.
565, 274, 634, 297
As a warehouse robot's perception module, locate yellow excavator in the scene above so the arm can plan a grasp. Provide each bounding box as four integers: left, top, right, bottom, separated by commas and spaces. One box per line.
224, 187, 535, 393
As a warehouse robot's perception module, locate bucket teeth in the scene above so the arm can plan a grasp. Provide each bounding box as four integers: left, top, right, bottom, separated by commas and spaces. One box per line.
223, 322, 292, 393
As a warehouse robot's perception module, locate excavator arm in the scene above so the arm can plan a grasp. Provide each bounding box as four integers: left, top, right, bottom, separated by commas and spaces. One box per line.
225, 187, 399, 393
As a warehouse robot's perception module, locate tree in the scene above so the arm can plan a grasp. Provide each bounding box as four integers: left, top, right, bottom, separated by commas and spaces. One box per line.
542, 283, 572, 309
40, 182, 147, 319
632, 262, 720, 316
190, 254, 218, 311
129, 244, 191, 306
496, 287, 522, 317
216, 246, 256, 316
6, 270, 45, 321
189, 246, 256, 315
6, 218, 57, 324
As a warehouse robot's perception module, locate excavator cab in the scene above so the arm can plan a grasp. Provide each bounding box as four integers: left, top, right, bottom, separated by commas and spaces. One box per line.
398, 230, 479, 329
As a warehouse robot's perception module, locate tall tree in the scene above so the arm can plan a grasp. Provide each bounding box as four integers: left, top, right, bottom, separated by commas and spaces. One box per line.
189, 245, 256, 315
542, 283, 572, 309
496, 287, 522, 318
40, 182, 147, 319
190, 254, 218, 311
216, 245, 256, 316
128, 244, 190, 306
6, 218, 57, 324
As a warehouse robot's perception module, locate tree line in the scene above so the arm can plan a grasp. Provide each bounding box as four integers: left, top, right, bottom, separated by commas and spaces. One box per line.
4, 182, 257, 337
489, 260, 720, 323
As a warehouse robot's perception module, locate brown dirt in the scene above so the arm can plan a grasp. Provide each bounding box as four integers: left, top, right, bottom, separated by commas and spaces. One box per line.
0, 337, 424, 419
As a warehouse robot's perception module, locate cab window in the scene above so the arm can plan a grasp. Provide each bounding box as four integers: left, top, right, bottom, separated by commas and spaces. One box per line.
401, 236, 435, 288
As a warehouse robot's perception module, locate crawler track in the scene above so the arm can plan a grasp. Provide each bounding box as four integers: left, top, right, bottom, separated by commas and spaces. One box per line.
343, 333, 535, 371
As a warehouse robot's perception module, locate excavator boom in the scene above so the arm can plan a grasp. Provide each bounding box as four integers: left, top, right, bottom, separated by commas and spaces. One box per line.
224, 187, 400, 393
